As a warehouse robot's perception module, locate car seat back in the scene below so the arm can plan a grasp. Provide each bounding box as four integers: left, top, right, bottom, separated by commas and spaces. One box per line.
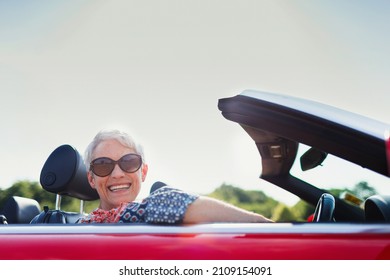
30, 206, 84, 224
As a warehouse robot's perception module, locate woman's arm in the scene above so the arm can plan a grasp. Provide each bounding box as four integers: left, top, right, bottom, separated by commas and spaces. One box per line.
183, 196, 273, 223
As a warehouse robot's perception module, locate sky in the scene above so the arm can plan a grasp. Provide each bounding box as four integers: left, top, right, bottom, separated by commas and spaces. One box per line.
1, 0, 389, 206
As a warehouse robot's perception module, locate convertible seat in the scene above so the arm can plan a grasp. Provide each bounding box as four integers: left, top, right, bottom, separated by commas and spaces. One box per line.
31, 144, 99, 224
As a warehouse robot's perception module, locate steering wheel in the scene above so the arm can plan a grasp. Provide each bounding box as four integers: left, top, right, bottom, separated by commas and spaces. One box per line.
313, 193, 335, 222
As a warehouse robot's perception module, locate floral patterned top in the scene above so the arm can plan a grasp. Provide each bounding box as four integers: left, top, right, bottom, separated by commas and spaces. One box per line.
76, 187, 199, 224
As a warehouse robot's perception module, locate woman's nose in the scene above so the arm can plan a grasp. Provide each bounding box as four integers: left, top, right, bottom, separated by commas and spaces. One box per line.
110, 163, 125, 177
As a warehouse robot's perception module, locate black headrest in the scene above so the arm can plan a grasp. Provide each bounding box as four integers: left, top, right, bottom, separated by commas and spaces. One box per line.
150, 181, 167, 194
364, 195, 390, 222
40, 144, 99, 201
1, 196, 41, 224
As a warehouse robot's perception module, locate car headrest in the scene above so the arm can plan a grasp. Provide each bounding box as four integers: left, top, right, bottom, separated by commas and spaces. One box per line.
1, 196, 41, 224
364, 195, 390, 222
40, 144, 99, 201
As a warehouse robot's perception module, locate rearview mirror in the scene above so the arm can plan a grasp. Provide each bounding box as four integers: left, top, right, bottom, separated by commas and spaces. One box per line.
300, 147, 328, 171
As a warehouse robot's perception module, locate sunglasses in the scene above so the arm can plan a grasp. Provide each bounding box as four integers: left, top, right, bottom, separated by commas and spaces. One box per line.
90, 153, 142, 177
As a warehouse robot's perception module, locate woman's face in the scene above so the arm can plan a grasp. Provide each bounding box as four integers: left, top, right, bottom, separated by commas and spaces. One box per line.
87, 139, 148, 210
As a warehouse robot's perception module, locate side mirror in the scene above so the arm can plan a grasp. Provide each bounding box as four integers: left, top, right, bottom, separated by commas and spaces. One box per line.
300, 147, 328, 171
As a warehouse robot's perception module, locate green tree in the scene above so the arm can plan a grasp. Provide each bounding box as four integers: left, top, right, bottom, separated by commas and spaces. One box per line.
207, 183, 278, 219
0, 180, 99, 214
352, 181, 377, 200
290, 200, 315, 222
0, 181, 55, 209
271, 204, 296, 222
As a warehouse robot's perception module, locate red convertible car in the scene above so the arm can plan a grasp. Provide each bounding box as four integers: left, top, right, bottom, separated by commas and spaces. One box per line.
0, 90, 389, 260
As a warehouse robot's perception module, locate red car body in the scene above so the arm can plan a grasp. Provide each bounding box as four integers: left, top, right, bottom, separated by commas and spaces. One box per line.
2, 224, 390, 260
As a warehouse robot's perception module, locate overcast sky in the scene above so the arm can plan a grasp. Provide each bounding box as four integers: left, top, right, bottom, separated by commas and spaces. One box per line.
1, 1, 389, 205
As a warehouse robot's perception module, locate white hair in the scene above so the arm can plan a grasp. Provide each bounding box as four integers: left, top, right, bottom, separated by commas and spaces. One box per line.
84, 129, 145, 169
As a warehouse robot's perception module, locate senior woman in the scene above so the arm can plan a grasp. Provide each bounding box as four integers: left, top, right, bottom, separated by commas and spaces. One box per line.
77, 129, 273, 224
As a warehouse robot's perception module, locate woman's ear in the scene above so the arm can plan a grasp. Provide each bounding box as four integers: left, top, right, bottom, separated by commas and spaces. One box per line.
87, 171, 96, 189
141, 164, 148, 182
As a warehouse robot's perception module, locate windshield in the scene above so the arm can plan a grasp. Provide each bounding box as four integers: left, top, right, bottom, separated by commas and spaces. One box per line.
290, 144, 390, 206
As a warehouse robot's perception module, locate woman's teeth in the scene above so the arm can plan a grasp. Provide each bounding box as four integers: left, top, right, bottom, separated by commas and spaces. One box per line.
109, 184, 130, 192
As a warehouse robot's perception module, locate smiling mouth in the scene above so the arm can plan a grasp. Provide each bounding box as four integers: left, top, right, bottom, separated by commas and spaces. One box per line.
108, 184, 131, 192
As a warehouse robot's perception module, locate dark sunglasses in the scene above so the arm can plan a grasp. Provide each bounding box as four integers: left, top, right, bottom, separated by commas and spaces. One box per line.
90, 153, 142, 177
